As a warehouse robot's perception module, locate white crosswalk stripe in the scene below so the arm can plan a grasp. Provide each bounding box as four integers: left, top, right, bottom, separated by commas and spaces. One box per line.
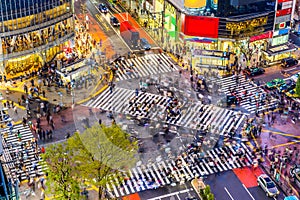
85, 87, 182, 124
115, 53, 178, 81
86, 87, 247, 132
215, 75, 278, 113
179, 103, 248, 135
107, 144, 253, 198
0, 124, 46, 181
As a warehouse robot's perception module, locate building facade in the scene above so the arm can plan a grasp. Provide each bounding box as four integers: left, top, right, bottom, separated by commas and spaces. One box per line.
0, 0, 75, 78
148, 0, 296, 70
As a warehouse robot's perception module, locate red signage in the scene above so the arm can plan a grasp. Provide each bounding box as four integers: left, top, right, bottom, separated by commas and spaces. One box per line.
183, 15, 219, 38
276, 8, 292, 17
250, 31, 273, 42
277, 0, 292, 3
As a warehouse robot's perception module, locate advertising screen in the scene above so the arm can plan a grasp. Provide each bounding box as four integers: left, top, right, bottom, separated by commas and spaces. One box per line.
184, 0, 206, 8
276, 8, 292, 16
183, 15, 219, 38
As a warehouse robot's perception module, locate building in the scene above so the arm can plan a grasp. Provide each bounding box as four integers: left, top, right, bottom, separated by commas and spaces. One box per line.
0, 0, 75, 78
146, 0, 297, 70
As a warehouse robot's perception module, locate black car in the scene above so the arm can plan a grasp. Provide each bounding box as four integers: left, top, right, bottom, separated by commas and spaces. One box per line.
110, 16, 120, 26
99, 3, 108, 13
243, 67, 265, 76
281, 57, 298, 68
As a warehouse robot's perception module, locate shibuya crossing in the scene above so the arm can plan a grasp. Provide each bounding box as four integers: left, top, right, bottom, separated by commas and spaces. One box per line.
0, 0, 299, 200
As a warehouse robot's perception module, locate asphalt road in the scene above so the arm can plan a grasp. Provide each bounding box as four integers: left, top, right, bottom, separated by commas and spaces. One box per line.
138, 182, 200, 200
205, 170, 285, 200
85, 0, 131, 55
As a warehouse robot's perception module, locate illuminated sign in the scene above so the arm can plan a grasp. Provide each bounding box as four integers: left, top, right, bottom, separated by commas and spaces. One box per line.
275, 15, 291, 24
183, 15, 219, 38
276, 8, 292, 17
218, 12, 274, 39
225, 16, 268, 35
271, 34, 289, 46
281, 1, 293, 9
184, 0, 206, 8
277, 0, 291, 3
192, 49, 227, 57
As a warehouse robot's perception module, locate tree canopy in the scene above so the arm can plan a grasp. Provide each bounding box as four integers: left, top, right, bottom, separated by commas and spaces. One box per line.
42, 124, 139, 199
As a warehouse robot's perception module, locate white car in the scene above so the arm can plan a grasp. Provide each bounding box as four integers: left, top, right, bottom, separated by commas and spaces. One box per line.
290, 72, 300, 82
257, 174, 280, 197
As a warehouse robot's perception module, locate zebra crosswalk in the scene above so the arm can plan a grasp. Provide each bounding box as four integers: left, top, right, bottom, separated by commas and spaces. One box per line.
106, 144, 253, 198
0, 124, 45, 181
214, 75, 278, 113
115, 53, 177, 81
180, 103, 247, 135
85, 87, 247, 131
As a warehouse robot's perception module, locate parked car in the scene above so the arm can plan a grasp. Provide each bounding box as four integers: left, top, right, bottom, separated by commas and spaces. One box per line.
140, 38, 151, 50
99, 3, 108, 13
110, 16, 120, 26
290, 72, 300, 82
243, 67, 265, 76
281, 57, 298, 68
266, 78, 285, 89
257, 174, 280, 197
290, 164, 300, 189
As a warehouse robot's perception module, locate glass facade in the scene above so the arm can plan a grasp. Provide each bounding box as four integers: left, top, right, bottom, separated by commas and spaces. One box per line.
0, 0, 74, 76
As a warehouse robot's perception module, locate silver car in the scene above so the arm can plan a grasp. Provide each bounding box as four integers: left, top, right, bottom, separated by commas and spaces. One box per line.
257, 174, 280, 197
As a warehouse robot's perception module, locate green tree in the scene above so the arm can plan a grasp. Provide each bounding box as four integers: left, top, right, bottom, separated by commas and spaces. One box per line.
234, 40, 255, 65
296, 76, 300, 96
41, 143, 80, 200
68, 124, 138, 199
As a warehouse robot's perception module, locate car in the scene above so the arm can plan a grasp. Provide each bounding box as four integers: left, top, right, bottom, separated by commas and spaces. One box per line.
277, 80, 295, 93
243, 67, 265, 76
286, 89, 300, 98
257, 174, 280, 197
140, 38, 151, 50
290, 72, 300, 82
281, 57, 298, 68
110, 16, 120, 26
284, 196, 299, 200
266, 78, 285, 89
99, 3, 108, 13
290, 164, 300, 188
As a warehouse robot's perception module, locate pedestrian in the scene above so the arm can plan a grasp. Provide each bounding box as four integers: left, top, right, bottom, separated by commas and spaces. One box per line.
98, 118, 102, 125
42, 90, 45, 98
42, 130, 46, 141
135, 88, 139, 97
13, 106, 18, 114
50, 119, 55, 130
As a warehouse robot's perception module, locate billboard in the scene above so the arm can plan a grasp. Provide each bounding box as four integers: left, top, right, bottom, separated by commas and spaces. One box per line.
184, 0, 206, 8
218, 12, 275, 39
183, 15, 219, 38
276, 8, 292, 16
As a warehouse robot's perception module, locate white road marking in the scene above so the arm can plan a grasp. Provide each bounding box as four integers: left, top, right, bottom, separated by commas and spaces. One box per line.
242, 184, 255, 200
147, 188, 193, 200
224, 187, 235, 200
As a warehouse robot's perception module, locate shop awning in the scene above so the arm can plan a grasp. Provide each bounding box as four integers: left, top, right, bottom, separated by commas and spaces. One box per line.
262, 43, 297, 56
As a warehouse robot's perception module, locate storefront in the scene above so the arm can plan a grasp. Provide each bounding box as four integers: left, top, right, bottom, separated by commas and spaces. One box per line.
262, 43, 296, 65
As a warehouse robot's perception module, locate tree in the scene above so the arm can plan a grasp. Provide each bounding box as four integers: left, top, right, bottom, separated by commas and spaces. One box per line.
41, 143, 81, 200
296, 76, 300, 96
67, 124, 139, 199
234, 40, 256, 66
